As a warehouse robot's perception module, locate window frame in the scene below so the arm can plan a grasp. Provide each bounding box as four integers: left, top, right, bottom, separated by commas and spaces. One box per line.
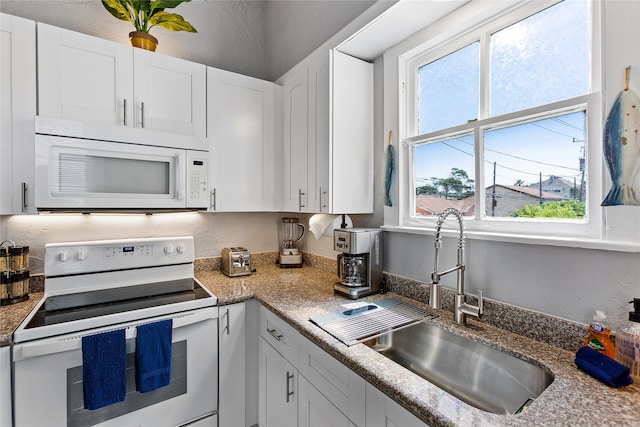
393, 0, 603, 241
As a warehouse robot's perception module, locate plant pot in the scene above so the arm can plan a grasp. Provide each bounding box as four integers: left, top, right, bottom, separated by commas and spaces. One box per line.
129, 31, 158, 52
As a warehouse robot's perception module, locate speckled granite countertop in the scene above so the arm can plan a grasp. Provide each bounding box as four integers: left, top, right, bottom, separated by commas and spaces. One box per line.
2, 264, 637, 426
196, 264, 639, 427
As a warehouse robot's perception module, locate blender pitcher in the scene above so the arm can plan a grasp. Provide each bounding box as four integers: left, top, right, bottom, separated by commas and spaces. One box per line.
279, 218, 305, 267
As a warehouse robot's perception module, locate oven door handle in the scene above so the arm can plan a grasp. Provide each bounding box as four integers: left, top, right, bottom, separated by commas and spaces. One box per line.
13, 307, 217, 361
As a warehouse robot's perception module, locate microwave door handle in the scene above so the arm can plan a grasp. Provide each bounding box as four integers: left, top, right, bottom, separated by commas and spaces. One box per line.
176, 154, 184, 202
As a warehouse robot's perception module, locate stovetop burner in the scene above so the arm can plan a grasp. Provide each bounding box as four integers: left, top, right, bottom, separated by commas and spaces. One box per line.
24, 280, 211, 329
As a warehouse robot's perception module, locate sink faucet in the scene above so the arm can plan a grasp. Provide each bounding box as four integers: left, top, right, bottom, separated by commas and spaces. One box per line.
429, 207, 483, 325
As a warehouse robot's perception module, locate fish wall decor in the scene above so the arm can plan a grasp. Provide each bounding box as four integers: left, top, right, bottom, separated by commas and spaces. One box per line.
602, 66, 640, 206
384, 130, 397, 207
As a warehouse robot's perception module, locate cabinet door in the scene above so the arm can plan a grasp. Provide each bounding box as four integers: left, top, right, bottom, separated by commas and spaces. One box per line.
219, 303, 246, 427
308, 52, 330, 213
299, 375, 353, 427
133, 49, 206, 138
207, 67, 276, 211
1, 346, 11, 427
331, 50, 373, 214
366, 383, 429, 427
282, 66, 309, 212
258, 337, 298, 427
37, 23, 134, 126
1, 13, 36, 214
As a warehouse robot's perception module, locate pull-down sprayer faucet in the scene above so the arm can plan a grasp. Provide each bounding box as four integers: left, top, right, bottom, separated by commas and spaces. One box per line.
429, 208, 483, 325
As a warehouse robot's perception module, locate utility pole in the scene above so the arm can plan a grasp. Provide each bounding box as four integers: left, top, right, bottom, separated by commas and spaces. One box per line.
491, 162, 497, 216
539, 172, 543, 204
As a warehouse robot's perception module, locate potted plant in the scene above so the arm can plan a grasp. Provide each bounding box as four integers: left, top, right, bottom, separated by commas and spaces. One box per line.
102, 0, 197, 52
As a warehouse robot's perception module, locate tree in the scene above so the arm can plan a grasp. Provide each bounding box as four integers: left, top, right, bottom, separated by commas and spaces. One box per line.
416, 184, 438, 195
511, 200, 586, 218
432, 168, 474, 199
514, 179, 525, 186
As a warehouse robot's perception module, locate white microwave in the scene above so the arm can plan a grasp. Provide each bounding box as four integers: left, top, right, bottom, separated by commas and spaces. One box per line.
35, 118, 209, 212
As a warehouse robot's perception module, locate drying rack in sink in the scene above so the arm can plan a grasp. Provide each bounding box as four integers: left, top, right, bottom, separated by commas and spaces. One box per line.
310, 298, 438, 346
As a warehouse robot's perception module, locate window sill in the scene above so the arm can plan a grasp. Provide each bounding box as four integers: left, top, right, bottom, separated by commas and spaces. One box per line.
381, 224, 640, 253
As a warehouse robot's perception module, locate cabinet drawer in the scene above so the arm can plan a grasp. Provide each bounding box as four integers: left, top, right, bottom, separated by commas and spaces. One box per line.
259, 305, 299, 367
299, 339, 365, 427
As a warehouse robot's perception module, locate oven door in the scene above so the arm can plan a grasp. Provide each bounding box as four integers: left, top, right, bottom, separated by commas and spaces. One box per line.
12, 307, 218, 427
35, 134, 187, 210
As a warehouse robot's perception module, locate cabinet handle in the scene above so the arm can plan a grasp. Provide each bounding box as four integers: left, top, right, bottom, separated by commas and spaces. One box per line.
123, 99, 128, 126
141, 102, 145, 128
286, 371, 294, 403
223, 308, 230, 335
267, 328, 283, 341
298, 189, 305, 211
210, 188, 216, 211
320, 186, 327, 211
21, 182, 27, 212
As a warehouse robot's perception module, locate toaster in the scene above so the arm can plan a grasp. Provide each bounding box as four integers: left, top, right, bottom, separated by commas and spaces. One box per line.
221, 247, 251, 277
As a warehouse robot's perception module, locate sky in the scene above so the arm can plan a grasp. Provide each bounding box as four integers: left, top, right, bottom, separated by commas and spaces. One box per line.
414, 0, 590, 191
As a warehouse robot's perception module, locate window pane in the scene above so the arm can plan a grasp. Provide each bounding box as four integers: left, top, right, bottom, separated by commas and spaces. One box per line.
490, 0, 590, 116
483, 111, 586, 219
418, 43, 479, 134
414, 135, 475, 216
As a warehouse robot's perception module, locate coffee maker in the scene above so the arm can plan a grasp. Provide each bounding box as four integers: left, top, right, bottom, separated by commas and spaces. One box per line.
334, 228, 383, 299
279, 217, 305, 268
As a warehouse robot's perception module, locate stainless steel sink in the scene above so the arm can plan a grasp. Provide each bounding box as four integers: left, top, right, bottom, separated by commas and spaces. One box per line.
363, 321, 553, 414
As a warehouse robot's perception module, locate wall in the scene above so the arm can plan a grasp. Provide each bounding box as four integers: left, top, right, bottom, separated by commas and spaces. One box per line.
1, 212, 284, 274
265, 0, 375, 80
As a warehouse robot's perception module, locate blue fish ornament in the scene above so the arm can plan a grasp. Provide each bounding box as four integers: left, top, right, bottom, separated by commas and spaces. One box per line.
602, 67, 640, 206
384, 131, 397, 207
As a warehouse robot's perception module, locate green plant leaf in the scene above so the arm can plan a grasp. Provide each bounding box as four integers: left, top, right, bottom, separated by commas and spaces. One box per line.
102, 0, 135, 24
153, 0, 193, 10
149, 11, 197, 32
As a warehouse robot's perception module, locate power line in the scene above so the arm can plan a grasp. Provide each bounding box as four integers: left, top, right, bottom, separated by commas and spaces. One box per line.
452, 137, 581, 171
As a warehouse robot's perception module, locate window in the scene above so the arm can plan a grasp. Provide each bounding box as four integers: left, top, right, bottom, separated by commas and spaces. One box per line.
401, 0, 598, 237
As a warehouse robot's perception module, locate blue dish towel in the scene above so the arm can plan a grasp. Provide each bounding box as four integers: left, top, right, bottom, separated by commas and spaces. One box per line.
82, 329, 127, 410
136, 319, 173, 393
575, 346, 634, 387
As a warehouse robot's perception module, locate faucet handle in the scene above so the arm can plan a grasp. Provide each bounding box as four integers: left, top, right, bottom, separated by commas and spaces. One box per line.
477, 290, 484, 315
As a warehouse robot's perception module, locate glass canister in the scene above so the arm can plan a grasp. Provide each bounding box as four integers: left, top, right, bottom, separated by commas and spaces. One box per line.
9, 246, 29, 271
0, 241, 30, 305
0, 272, 8, 302
0, 247, 7, 274
1, 271, 29, 305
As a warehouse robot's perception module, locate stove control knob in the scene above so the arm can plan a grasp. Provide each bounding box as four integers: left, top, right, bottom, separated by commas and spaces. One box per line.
164, 244, 174, 255
76, 250, 87, 261
176, 243, 186, 254
59, 250, 70, 262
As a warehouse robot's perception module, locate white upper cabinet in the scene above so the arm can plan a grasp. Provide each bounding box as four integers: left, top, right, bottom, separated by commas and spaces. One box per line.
207, 67, 278, 211
282, 66, 310, 212
280, 49, 373, 214
37, 23, 206, 140
1, 13, 36, 214
134, 48, 206, 138
329, 50, 374, 214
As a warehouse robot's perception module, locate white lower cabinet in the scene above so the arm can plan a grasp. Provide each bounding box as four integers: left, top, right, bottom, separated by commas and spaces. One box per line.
218, 303, 246, 427
299, 375, 354, 427
256, 304, 430, 427
258, 305, 301, 427
365, 382, 430, 427
258, 337, 299, 427
1, 346, 11, 427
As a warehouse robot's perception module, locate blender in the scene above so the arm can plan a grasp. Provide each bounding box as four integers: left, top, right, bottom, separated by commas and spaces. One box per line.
279, 217, 305, 268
